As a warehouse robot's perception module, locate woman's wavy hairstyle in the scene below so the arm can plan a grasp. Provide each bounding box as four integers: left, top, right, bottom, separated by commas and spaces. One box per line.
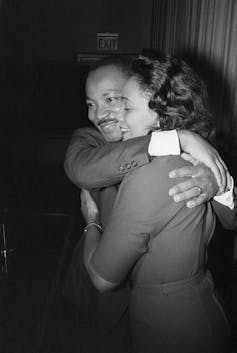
130, 53, 215, 140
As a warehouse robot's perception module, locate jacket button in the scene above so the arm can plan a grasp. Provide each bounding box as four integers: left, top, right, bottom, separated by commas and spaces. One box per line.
131, 160, 137, 167
125, 163, 131, 169
118, 166, 125, 172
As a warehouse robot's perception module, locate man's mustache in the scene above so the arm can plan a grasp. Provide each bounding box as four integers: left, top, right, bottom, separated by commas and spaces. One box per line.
97, 117, 118, 126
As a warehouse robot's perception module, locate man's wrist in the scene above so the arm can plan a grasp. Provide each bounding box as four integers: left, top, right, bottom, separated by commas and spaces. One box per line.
148, 130, 180, 156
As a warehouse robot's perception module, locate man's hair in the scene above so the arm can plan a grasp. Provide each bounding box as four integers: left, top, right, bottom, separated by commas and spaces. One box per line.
88, 54, 135, 76
130, 52, 215, 140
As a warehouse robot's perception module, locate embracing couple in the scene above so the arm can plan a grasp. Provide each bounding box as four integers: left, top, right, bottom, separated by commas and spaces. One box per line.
64, 52, 237, 353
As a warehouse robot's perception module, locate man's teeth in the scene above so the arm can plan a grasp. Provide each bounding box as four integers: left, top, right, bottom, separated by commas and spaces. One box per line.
120, 126, 129, 132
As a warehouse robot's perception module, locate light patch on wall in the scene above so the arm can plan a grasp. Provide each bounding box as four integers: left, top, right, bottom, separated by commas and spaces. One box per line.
96, 33, 119, 51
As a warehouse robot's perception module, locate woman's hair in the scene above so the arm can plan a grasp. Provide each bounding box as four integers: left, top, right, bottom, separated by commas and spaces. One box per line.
130, 53, 215, 140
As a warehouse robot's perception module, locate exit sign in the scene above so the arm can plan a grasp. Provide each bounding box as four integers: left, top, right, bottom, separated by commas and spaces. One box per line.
97, 33, 119, 51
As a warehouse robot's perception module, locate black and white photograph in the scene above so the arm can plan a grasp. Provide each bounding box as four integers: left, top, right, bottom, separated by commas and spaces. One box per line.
1, 1, 237, 352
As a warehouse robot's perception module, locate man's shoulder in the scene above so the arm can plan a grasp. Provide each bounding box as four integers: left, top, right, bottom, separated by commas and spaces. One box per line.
71, 126, 106, 144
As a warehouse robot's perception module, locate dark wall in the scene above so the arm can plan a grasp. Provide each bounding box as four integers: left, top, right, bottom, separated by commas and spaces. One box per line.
2, 0, 152, 62
0, 0, 152, 212
0, 0, 152, 137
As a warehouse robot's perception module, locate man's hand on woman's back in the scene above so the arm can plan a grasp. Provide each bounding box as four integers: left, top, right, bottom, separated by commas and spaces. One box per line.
169, 130, 232, 208
177, 130, 228, 193
169, 163, 219, 208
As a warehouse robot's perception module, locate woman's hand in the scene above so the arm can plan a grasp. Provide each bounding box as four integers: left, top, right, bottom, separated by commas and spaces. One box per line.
80, 189, 99, 224
178, 130, 228, 193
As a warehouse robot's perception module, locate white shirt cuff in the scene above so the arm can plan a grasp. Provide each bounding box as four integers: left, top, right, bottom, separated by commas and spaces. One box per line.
214, 176, 234, 209
148, 130, 180, 156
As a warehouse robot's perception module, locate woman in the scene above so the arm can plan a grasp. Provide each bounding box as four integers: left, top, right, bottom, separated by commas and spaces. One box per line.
81, 53, 231, 353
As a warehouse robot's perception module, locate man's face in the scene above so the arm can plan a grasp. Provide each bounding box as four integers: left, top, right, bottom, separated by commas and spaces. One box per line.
85, 65, 127, 142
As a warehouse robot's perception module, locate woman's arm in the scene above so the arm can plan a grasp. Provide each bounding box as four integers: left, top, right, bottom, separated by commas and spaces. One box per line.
83, 224, 118, 292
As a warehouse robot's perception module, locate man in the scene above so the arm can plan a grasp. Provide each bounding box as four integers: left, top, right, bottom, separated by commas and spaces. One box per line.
64, 56, 236, 343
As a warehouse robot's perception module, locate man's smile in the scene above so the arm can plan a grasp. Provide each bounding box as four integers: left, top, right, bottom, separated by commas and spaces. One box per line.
97, 118, 119, 130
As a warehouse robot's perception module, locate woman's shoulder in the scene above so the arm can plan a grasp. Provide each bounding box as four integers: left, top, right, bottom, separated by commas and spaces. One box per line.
122, 155, 190, 195
114, 156, 190, 216
150, 155, 190, 171
136, 155, 190, 179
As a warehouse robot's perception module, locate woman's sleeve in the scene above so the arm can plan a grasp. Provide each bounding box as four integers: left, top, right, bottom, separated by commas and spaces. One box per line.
91, 157, 182, 283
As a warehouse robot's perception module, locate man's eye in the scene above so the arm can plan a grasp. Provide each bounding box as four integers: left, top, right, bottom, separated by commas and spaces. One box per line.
106, 96, 120, 104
